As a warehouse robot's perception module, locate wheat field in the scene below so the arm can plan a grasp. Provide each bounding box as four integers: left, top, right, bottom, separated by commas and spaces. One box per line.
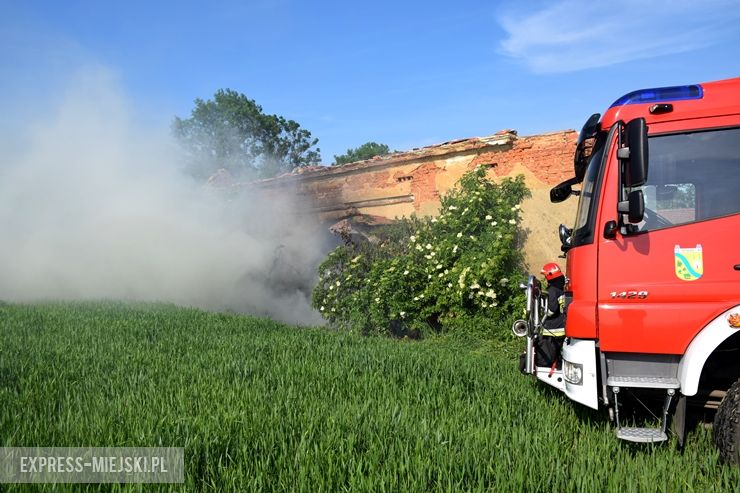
0, 302, 737, 492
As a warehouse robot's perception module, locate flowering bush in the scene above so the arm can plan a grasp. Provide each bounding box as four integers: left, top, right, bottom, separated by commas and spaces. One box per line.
312, 167, 530, 337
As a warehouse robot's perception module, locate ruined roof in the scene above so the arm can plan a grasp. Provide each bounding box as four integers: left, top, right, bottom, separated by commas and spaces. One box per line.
246, 129, 520, 186
208, 128, 576, 190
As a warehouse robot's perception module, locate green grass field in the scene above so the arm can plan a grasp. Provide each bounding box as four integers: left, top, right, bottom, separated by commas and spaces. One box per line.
1, 302, 738, 491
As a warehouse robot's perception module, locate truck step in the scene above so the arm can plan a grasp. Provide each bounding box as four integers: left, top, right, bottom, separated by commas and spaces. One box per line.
616, 427, 668, 443
606, 375, 680, 389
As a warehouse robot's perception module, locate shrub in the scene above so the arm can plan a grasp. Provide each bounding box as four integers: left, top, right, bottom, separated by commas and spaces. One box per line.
312, 167, 530, 338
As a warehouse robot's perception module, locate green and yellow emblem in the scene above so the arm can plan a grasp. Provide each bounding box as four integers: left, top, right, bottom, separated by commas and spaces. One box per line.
674, 244, 703, 281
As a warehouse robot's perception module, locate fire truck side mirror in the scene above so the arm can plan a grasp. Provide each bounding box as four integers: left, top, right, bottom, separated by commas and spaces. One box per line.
550, 177, 580, 203
550, 183, 571, 203
558, 224, 573, 251
617, 189, 645, 224
620, 118, 649, 187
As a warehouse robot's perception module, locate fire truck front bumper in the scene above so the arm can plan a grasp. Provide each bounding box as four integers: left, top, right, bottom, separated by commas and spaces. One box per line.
561, 338, 599, 410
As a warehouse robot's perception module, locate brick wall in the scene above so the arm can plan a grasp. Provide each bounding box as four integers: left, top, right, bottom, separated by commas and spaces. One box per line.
245, 129, 578, 271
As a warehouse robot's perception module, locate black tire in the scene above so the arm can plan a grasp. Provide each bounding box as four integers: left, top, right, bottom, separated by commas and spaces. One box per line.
713, 379, 740, 464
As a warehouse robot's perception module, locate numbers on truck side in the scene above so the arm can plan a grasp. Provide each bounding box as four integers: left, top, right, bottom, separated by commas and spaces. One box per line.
610, 291, 649, 299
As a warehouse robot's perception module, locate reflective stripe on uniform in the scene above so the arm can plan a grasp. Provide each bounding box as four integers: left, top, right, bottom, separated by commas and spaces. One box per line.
542, 327, 565, 337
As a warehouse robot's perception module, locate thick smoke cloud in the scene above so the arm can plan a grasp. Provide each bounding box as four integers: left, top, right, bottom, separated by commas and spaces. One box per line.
0, 67, 328, 325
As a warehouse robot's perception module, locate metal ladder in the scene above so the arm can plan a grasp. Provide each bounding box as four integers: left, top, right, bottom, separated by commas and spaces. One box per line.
611, 379, 677, 443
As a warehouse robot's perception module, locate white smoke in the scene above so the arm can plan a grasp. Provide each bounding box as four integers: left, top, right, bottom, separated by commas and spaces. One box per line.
0, 67, 328, 325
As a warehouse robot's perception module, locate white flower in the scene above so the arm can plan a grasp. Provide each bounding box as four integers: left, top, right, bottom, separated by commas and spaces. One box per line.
470, 282, 480, 289
482, 302, 488, 308
436, 264, 443, 270
410, 235, 416, 242
438, 273, 443, 278
431, 218, 437, 223
416, 244, 423, 251
331, 308, 336, 312
320, 306, 325, 311
420, 294, 425, 298
329, 285, 334, 290
447, 283, 453, 288
444, 269, 448, 274
336, 281, 341, 286
499, 278, 509, 285
425, 243, 432, 250
424, 254, 432, 260
452, 245, 458, 253
456, 232, 462, 238
403, 270, 410, 275
511, 206, 517, 211
375, 297, 380, 303
485, 289, 497, 299
497, 234, 503, 239
449, 205, 458, 210
515, 204, 521, 210
414, 296, 419, 301
508, 219, 516, 224
485, 215, 492, 220
470, 235, 476, 241
400, 311, 406, 318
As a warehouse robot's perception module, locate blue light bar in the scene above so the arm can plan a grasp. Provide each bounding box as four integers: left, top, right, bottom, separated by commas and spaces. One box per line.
609, 84, 703, 108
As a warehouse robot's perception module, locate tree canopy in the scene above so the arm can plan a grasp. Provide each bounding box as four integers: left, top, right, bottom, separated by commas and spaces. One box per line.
333, 142, 391, 166
173, 89, 321, 179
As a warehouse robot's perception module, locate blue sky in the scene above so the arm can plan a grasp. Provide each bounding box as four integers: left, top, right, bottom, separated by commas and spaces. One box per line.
2, 0, 740, 163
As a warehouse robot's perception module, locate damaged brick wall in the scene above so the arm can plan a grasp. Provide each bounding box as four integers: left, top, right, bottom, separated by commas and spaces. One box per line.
247, 129, 578, 271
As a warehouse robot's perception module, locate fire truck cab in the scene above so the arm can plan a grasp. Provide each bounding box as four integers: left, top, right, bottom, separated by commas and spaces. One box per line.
516, 77, 740, 461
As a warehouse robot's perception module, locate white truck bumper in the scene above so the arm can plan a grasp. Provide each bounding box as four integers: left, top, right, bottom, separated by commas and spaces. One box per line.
561, 338, 599, 410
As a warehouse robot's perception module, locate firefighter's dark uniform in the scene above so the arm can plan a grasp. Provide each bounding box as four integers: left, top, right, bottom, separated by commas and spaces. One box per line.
536, 275, 566, 367
542, 276, 566, 336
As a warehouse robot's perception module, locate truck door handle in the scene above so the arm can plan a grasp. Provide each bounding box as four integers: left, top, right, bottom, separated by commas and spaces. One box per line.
735, 265, 740, 271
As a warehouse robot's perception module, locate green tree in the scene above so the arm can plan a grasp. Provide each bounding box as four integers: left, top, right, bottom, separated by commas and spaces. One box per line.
333, 142, 391, 165
173, 89, 321, 179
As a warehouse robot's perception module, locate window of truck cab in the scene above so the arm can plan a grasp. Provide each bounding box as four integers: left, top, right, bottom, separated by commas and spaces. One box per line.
633, 127, 740, 232
571, 132, 607, 247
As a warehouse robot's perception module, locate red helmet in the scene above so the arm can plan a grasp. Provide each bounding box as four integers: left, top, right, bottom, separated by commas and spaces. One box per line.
541, 262, 564, 281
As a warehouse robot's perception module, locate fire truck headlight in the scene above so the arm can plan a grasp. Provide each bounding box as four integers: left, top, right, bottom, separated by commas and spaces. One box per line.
563, 360, 583, 385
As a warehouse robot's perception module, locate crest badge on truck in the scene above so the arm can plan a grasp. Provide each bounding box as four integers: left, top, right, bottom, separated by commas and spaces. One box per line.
674, 244, 703, 281
728, 313, 740, 329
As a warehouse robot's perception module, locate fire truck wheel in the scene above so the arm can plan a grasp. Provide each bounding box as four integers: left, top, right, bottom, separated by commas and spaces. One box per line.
713, 379, 740, 464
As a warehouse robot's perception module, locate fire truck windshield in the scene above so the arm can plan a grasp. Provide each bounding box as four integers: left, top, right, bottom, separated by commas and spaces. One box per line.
571, 132, 607, 247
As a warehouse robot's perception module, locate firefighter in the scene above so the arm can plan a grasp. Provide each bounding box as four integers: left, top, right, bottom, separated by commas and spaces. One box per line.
541, 263, 566, 335
519, 262, 568, 373
536, 262, 566, 368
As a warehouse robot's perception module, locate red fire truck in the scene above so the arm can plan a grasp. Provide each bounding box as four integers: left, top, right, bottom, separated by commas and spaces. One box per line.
515, 77, 740, 461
